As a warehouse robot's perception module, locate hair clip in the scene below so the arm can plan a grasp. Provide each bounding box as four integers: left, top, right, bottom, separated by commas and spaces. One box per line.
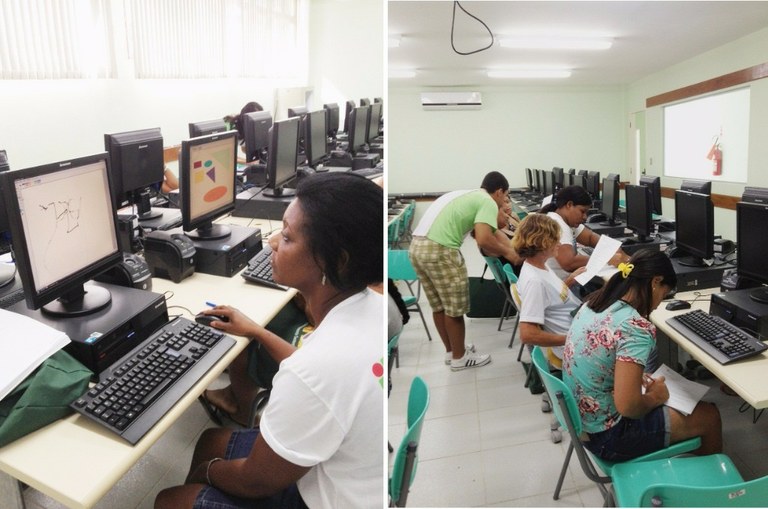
618, 262, 634, 279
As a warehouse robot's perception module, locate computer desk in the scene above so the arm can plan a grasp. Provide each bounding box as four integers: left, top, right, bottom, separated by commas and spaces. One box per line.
651, 288, 768, 410
0, 216, 295, 509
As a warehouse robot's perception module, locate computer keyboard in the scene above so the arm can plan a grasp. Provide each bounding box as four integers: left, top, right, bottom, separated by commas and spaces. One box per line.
70, 317, 236, 444
666, 309, 768, 364
241, 245, 289, 291
353, 167, 384, 178
0, 287, 24, 309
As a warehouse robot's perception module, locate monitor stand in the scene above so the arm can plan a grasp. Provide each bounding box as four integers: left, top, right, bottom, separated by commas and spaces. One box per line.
42, 283, 112, 318
263, 186, 295, 198
749, 288, 768, 304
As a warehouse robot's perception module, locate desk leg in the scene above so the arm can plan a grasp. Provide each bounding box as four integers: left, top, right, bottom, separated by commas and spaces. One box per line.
656, 328, 679, 371
0, 470, 25, 508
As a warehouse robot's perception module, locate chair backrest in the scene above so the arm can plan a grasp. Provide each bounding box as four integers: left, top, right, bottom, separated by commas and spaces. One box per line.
530, 347, 583, 438
639, 474, 768, 507
388, 333, 400, 377
501, 263, 518, 284
388, 249, 418, 281
390, 376, 430, 507
483, 256, 506, 286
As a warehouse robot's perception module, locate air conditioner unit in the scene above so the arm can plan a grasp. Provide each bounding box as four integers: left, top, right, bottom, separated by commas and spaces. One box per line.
420, 92, 482, 111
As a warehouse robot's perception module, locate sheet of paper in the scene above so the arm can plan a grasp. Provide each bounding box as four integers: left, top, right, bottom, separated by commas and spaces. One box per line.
574, 235, 622, 285
652, 364, 710, 416
0, 309, 70, 401
541, 195, 553, 208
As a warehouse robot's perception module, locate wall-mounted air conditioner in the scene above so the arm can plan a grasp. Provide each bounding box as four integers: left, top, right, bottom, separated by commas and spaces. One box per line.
420, 92, 482, 111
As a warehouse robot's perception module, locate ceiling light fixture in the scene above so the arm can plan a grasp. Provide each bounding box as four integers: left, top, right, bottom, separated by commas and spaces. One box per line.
487, 69, 572, 79
499, 36, 612, 50
390, 69, 416, 79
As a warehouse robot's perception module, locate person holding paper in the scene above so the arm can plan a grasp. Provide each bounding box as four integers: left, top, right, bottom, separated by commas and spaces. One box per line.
539, 186, 629, 282
562, 249, 722, 462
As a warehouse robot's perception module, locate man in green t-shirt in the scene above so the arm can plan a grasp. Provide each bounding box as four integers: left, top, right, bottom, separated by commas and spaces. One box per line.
409, 171, 519, 371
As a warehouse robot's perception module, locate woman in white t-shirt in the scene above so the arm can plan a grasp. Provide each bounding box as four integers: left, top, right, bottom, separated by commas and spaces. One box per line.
155, 173, 384, 509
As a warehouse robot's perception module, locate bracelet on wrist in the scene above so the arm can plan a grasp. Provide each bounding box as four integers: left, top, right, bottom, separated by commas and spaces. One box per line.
206, 457, 224, 486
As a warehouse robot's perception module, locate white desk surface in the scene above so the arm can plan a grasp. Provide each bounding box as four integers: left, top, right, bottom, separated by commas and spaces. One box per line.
651, 288, 768, 410
0, 217, 295, 509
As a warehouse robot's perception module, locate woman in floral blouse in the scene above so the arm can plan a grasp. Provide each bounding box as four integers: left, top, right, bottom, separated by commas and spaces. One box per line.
562, 249, 722, 461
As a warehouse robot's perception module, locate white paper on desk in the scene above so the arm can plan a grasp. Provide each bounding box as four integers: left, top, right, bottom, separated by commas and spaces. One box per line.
651, 364, 710, 416
0, 309, 70, 401
541, 195, 553, 208
574, 235, 622, 285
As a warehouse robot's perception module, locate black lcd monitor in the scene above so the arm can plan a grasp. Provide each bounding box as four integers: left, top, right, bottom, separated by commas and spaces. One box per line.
0, 152, 121, 316
264, 117, 300, 197
242, 111, 273, 163
367, 102, 382, 143
681, 179, 711, 195
348, 105, 370, 154
180, 131, 238, 240
638, 175, 662, 216
360, 98, 371, 107
600, 176, 620, 226
287, 107, 309, 157
585, 171, 601, 201
534, 169, 543, 194
625, 184, 654, 242
577, 169, 588, 177
287, 106, 308, 118
552, 167, 564, 192
323, 103, 340, 137
737, 192, 768, 303
569, 173, 586, 189
567, 168, 576, 175
343, 100, 355, 133
305, 109, 328, 167
104, 128, 165, 220
674, 190, 714, 267
188, 119, 227, 138
541, 170, 554, 198
373, 97, 382, 103
0, 150, 12, 286
0, 149, 10, 235
525, 168, 533, 190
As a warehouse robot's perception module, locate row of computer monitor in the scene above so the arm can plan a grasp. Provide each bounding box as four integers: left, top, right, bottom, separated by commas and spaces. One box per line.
526, 167, 603, 205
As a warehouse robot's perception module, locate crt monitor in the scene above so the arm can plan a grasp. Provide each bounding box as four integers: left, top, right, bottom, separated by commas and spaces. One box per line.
264, 117, 300, 197
348, 105, 370, 154
366, 102, 382, 143
681, 179, 712, 195
243, 111, 273, 163
188, 119, 227, 138
0, 152, 122, 316
674, 190, 714, 267
104, 128, 165, 221
737, 191, 768, 303
638, 175, 662, 216
180, 131, 238, 241
585, 170, 601, 201
323, 103, 340, 137
600, 176, 620, 225
305, 109, 328, 167
625, 184, 654, 242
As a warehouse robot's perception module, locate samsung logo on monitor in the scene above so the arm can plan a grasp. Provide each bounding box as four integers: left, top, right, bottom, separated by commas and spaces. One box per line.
138, 144, 149, 150
59, 162, 72, 168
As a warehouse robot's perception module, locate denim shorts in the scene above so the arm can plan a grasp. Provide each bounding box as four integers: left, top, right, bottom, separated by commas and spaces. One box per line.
193, 429, 308, 509
584, 405, 671, 462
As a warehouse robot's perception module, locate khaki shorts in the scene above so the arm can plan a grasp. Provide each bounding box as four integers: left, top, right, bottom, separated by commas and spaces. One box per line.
409, 237, 469, 317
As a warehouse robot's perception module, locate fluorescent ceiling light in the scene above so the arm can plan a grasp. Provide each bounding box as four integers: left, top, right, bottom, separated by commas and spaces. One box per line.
487, 69, 571, 79
499, 37, 612, 50
390, 69, 416, 79
388, 36, 401, 48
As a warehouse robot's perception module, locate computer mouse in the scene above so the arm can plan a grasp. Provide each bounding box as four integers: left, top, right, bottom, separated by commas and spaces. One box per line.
194, 313, 230, 326
665, 299, 692, 311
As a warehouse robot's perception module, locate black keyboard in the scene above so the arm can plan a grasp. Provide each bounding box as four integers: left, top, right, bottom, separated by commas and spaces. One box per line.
70, 317, 236, 444
666, 309, 768, 364
241, 245, 288, 291
0, 287, 24, 309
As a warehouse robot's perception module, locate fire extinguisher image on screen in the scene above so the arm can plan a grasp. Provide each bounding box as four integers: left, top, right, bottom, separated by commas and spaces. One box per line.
707, 135, 722, 176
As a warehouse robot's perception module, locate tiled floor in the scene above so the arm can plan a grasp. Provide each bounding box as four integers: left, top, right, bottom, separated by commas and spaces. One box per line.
388, 244, 768, 508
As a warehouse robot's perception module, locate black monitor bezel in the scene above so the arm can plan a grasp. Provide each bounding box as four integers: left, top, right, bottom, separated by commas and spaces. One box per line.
625, 184, 654, 241
674, 190, 714, 264
242, 111, 273, 163
265, 117, 300, 196
639, 175, 663, 215
305, 109, 328, 167
0, 153, 122, 312
188, 119, 227, 138
180, 131, 239, 237
104, 127, 164, 210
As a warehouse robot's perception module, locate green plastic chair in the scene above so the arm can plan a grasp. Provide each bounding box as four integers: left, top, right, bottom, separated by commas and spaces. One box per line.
388, 218, 401, 248
389, 376, 430, 507
530, 347, 702, 505
388, 250, 432, 341
387, 332, 401, 454
611, 453, 756, 507
482, 256, 519, 344
501, 263, 523, 350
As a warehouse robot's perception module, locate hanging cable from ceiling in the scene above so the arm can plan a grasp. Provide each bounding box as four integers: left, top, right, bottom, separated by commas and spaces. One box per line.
451, 1, 495, 56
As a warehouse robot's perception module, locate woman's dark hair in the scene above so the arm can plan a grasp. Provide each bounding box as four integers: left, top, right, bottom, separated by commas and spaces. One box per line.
480, 171, 509, 193
539, 185, 592, 213
295, 172, 383, 291
585, 249, 677, 317
388, 279, 410, 325
224, 101, 264, 141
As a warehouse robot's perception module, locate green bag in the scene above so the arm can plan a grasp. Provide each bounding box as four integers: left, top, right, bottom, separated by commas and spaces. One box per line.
0, 349, 92, 448
466, 276, 508, 318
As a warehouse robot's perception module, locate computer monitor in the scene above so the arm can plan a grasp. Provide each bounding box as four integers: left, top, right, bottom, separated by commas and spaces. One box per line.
674, 190, 714, 267
638, 175, 662, 215
0, 150, 13, 285
567, 168, 576, 175
188, 119, 227, 138
305, 109, 328, 167
343, 100, 355, 133
242, 111, 273, 163
104, 128, 165, 220
534, 169, 543, 194
625, 184, 654, 242
264, 117, 300, 197
0, 149, 10, 235
600, 176, 620, 226
577, 169, 588, 177
360, 98, 371, 107
585, 170, 601, 201
348, 105, 370, 154
180, 131, 238, 241
287, 107, 309, 158
0, 153, 122, 316
552, 167, 564, 192
366, 102, 382, 143
681, 179, 712, 195
737, 189, 768, 303
323, 103, 340, 137
287, 106, 308, 118
373, 97, 382, 103
542, 170, 554, 197
525, 168, 533, 190
570, 173, 586, 189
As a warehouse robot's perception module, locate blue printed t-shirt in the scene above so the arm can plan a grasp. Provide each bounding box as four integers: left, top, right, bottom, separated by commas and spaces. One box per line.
427, 190, 498, 249
562, 300, 656, 434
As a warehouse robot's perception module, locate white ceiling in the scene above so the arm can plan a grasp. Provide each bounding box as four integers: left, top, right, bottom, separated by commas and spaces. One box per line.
388, 1, 768, 87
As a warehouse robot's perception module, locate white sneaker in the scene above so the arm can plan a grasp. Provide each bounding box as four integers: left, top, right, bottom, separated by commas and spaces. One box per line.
451, 351, 492, 371
444, 343, 477, 365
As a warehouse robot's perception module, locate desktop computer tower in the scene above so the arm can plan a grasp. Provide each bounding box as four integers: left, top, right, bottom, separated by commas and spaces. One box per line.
710, 289, 768, 341
190, 225, 263, 278
671, 259, 728, 292
233, 188, 293, 220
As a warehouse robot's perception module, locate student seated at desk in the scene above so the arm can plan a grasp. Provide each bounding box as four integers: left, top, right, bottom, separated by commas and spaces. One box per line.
224, 100, 265, 163
155, 173, 383, 509
562, 249, 722, 462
